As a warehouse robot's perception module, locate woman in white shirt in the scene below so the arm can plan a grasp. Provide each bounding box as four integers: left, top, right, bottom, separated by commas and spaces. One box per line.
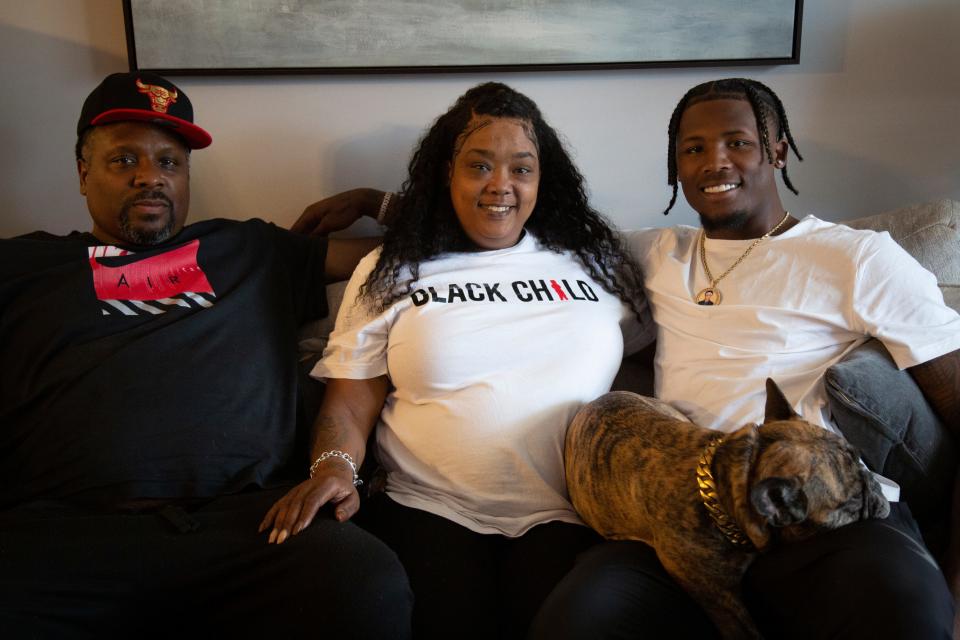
261, 82, 655, 639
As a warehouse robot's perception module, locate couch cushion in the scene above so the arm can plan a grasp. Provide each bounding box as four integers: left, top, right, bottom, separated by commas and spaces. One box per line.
825, 339, 956, 521
299, 280, 349, 363
844, 199, 960, 313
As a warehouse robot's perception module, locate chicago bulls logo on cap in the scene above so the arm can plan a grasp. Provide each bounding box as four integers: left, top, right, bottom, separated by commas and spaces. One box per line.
136, 78, 178, 114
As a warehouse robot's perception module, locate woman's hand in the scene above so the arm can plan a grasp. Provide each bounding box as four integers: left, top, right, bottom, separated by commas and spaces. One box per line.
291, 188, 386, 236
259, 460, 360, 544
259, 377, 389, 544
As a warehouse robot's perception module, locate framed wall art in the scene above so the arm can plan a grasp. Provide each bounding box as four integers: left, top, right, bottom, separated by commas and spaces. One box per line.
124, 0, 803, 75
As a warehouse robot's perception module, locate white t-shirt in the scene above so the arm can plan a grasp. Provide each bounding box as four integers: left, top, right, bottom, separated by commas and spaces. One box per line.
623, 215, 960, 438
313, 232, 654, 536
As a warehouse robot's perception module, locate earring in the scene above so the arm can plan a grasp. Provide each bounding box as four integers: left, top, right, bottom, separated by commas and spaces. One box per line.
774, 160, 784, 168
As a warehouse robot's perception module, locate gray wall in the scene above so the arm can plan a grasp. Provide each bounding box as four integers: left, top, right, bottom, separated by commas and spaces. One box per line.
2, 0, 958, 238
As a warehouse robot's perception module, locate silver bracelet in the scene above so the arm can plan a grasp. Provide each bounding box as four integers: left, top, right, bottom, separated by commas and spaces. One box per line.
309, 450, 363, 487
376, 192, 393, 225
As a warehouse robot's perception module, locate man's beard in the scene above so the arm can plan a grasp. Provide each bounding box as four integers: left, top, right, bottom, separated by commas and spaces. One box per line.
699, 209, 749, 233
118, 191, 177, 245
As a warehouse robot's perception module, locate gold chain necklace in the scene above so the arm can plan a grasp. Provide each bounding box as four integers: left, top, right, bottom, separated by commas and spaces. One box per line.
695, 211, 791, 306
696, 437, 754, 549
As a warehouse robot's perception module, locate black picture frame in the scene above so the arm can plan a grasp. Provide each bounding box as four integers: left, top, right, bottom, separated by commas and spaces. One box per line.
124, 0, 803, 76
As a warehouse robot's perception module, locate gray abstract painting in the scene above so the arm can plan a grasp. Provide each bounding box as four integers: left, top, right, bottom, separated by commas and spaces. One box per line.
127, 0, 800, 71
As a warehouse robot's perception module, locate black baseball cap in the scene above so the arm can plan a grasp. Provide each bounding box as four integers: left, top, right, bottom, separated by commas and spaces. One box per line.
77, 72, 212, 149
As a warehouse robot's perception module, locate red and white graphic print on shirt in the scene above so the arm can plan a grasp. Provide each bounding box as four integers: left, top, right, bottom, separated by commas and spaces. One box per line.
88, 239, 216, 316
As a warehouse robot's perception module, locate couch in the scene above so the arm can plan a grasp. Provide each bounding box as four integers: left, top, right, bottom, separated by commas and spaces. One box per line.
303, 198, 960, 554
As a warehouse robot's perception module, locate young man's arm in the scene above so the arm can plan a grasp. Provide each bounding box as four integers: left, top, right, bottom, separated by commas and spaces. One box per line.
908, 350, 960, 430
908, 348, 960, 634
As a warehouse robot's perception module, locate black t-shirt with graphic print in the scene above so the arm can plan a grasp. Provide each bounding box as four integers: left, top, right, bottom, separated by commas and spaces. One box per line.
0, 218, 328, 508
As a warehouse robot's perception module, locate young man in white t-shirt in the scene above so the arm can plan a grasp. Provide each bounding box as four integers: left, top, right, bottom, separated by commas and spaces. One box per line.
531, 78, 960, 640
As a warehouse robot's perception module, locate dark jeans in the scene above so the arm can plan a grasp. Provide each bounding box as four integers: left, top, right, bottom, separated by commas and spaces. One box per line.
0, 487, 413, 639
529, 540, 719, 639
357, 492, 601, 640
530, 503, 954, 639
744, 502, 953, 639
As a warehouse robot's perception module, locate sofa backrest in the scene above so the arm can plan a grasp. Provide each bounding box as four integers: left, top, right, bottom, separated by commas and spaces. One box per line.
844, 199, 960, 313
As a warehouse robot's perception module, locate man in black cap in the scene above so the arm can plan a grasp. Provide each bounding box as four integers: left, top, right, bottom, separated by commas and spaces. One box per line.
0, 72, 411, 637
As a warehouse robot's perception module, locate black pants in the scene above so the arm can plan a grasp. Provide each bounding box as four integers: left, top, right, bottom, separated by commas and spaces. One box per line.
530, 503, 954, 639
744, 502, 953, 639
0, 488, 413, 639
357, 493, 601, 640
529, 540, 719, 639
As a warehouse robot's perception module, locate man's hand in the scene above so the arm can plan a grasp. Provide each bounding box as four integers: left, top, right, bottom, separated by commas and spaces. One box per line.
291, 188, 386, 236
259, 459, 359, 544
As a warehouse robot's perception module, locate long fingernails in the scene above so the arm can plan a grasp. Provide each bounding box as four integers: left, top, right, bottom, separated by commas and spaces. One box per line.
268, 529, 278, 544
277, 529, 289, 544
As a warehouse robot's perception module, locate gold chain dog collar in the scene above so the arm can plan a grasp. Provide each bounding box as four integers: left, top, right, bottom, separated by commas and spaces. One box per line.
696, 437, 754, 549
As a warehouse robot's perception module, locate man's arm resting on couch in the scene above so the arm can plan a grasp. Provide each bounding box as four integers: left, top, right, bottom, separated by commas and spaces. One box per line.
325, 237, 382, 282
294, 188, 393, 237
909, 350, 960, 432
289, 189, 389, 282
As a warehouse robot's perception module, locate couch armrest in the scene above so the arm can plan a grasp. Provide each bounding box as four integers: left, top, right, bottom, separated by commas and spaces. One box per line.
299, 280, 350, 363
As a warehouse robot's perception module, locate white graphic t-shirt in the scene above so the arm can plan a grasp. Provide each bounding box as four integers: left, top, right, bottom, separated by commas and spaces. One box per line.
314, 232, 653, 536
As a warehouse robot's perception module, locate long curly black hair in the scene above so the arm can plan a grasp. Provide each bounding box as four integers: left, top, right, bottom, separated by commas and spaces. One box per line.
360, 82, 647, 321
663, 78, 803, 215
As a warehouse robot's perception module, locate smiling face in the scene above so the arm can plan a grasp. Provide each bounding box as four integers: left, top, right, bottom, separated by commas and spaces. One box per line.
78, 121, 190, 246
448, 116, 539, 250
676, 98, 787, 239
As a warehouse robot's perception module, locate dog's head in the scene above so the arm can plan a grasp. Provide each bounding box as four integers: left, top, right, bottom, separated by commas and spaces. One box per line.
724, 379, 890, 551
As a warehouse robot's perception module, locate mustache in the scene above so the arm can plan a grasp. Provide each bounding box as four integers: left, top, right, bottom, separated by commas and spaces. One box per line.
124, 190, 174, 209
118, 190, 177, 245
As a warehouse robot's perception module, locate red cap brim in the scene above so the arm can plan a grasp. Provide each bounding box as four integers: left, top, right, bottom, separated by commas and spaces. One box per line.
91, 109, 212, 149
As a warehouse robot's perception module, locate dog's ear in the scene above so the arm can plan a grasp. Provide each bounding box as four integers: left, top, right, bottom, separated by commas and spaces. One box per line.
751, 477, 809, 527
763, 379, 799, 422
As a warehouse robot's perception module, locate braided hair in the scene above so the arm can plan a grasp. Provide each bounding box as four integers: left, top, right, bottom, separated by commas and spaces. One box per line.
360, 82, 647, 323
663, 78, 803, 215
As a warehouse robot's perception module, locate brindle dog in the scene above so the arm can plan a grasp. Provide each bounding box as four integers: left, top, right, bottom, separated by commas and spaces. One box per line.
565, 379, 889, 640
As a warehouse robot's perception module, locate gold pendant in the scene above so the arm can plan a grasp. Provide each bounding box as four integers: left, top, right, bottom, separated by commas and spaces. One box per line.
695, 287, 722, 306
